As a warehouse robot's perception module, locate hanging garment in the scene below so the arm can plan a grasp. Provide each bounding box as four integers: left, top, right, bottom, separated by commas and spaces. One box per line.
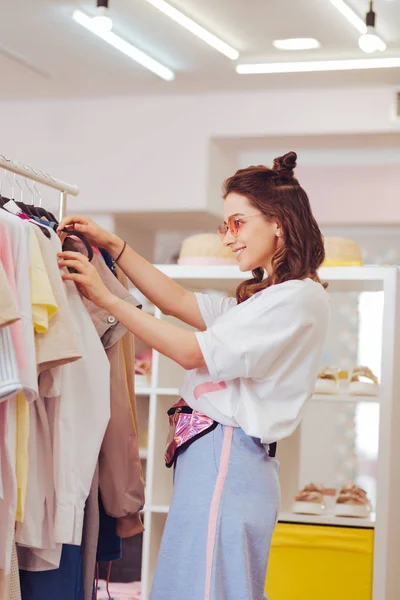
28, 227, 57, 334
0, 399, 17, 574
81, 465, 100, 600
79, 258, 143, 599
0, 211, 38, 403
0, 261, 19, 328
15, 227, 59, 524
0, 327, 21, 402
0, 219, 25, 394
0, 538, 22, 600
63, 244, 144, 529
0, 213, 33, 576
15, 224, 83, 564
114, 266, 145, 539
17, 229, 110, 572
32, 226, 82, 375
97, 494, 122, 563
19, 545, 84, 600
16, 395, 56, 565
99, 339, 144, 529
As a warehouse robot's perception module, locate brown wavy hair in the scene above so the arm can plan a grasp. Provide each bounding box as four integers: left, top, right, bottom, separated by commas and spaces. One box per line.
223, 151, 326, 304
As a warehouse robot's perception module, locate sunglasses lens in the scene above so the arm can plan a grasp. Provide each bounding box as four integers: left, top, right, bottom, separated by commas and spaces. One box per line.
217, 225, 228, 240
229, 218, 237, 237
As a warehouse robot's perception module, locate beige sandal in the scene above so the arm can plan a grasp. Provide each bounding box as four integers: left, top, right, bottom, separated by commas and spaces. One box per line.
314, 366, 341, 395
335, 484, 372, 518
348, 366, 379, 397
292, 483, 336, 516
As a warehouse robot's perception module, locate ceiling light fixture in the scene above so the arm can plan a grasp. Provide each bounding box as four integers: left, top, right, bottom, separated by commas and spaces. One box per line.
358, 1, 386, 53
236, 56, 400, 74
142, 0, 239, 60
72, 10, 175, 81
327, 0, 367, 33
327, 0, 386, 50
92, 0, 113, 33
272, 38, 321, 51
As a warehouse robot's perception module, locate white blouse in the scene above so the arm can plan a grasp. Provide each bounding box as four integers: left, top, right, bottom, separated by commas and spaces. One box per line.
179, 278, 330, 444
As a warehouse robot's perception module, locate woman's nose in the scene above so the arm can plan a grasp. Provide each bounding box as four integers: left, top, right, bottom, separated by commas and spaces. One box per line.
222, 229, 236, 247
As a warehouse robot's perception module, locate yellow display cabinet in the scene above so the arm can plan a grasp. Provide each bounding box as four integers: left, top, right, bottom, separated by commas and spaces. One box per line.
266, 522, 374, 600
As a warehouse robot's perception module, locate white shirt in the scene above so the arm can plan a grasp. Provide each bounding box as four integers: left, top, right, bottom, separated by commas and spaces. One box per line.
180, 279, 330, 444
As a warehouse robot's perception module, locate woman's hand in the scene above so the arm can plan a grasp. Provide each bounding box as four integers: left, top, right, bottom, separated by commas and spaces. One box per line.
58, 251, 116, 309
57, 215, 122, 254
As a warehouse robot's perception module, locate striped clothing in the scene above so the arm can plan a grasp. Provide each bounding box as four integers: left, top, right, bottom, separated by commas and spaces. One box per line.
0, 326, 21, 401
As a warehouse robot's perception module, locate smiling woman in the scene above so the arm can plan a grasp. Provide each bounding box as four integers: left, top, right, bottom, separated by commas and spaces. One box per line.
218, 151, 326, 303
56, 151, 329, 600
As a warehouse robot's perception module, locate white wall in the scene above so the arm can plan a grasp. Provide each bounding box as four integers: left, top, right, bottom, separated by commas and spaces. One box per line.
0, 86, 399, 221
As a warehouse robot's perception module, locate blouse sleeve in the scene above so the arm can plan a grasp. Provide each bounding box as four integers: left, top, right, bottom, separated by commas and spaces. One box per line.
195, 292, 237, 328
195, 286, 318, 383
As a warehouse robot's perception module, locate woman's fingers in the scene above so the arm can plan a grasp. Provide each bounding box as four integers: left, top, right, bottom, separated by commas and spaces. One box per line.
57, 215, 90, 233
58, 252, 90, 276
61, 271, 86, 283
58, 251, 89, 263
58, 259, 88, 273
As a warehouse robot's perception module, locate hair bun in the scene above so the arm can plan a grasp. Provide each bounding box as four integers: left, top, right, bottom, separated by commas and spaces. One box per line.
272, 151, 297, 177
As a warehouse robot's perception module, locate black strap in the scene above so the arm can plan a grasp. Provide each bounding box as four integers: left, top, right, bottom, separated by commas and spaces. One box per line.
268, 442, 277, 458
61, 228, 94, 262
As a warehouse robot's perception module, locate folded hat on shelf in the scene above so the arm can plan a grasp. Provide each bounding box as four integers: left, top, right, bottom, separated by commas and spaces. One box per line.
178, 233, 237, 265
323, 237, 363, 267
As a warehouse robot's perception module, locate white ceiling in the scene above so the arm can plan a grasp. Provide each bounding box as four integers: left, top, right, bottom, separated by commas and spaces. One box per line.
0, 0, 399, 99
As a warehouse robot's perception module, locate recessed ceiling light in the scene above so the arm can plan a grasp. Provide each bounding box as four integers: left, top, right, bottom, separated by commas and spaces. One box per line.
273, 38, 321, 51
72, 10, 174, 81
236, 56, 400, 75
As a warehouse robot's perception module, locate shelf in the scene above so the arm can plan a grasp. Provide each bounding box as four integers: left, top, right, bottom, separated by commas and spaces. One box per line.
142, 506, 375, 526
311, 393, 380, 404
156, 388, 180, 396
279, 511, 376, 529
139, 448, 148, 460
136, 388, 152, 395
144, 505, 170, 514
135, 388, 180, 396
154, 264, 398, 293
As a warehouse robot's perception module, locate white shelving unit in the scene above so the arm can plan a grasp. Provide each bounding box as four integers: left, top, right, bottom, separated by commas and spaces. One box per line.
138, 265, 400, 600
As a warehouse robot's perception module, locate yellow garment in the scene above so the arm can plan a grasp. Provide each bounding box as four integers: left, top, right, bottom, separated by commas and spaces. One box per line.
15, 393, 29, 523
266, 522, 374, 600
29, 228, 57, 333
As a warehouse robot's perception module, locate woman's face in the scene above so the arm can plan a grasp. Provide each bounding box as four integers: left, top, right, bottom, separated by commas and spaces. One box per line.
222, 193, 280, 273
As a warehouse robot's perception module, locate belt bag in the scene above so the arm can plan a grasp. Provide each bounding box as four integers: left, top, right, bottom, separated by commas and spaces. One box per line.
165, 399, 218, 468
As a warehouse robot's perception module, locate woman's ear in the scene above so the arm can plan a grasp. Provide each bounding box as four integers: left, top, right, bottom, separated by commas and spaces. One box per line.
274, 219, 282, 238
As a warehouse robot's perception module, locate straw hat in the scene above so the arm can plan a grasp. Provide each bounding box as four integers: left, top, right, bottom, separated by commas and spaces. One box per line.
178, 233, 237, 265
323, 237, 363, 267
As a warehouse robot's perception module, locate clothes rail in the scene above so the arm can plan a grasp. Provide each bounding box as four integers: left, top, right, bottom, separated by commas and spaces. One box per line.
0, 154, 79, 221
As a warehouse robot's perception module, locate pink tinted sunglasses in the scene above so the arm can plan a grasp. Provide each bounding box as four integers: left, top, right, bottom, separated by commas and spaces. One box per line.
217, 214, 261, 241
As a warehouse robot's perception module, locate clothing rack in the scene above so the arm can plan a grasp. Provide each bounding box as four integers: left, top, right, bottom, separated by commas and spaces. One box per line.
0, 154, 79, 221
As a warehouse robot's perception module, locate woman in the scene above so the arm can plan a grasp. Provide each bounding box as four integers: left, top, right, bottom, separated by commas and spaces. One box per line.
58, 151, 329, 600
